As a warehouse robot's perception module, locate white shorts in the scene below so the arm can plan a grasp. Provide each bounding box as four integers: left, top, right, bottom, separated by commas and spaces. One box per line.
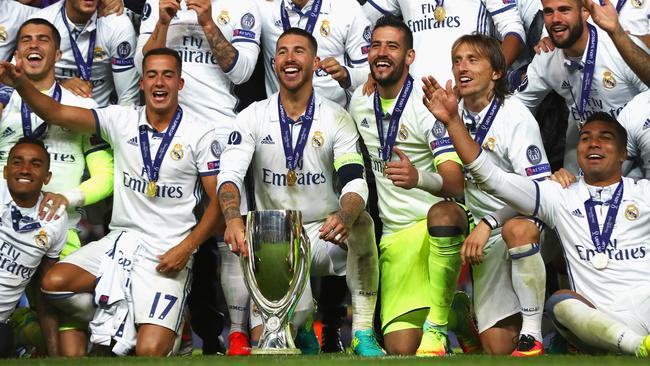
471, 230, 520, 333
61, 231, 192, 333
606, 286, 650, 336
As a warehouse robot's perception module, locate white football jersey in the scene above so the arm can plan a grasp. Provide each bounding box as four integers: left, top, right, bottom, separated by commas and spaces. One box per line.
217, 93, 363, 224
0, 1, 37, 61
606, 0, 650, 36
31, 2, 139, 107
0, 182, 67, 321
618, 90, 650, 178
515, 26, 648, 173
93, 105, 219, 257
137, 0, 261, 122
362, 0, 525, 82
459, 96, 551, 221
0, 83, 102, 228
258, 0, 371, 107
349, 79, 460, 235
468, 153, 650, 322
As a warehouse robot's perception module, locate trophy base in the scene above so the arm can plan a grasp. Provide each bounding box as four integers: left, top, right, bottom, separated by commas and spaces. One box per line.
251, 347, 302, 355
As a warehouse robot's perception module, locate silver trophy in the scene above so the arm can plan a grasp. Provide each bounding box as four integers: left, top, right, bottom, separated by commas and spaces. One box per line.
241, 210, 311, 355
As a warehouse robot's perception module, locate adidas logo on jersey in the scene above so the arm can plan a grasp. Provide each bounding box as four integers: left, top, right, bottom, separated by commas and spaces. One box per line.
561, 81, 571, 89
360, 118, 370, 128
0, 127, 15, 139
127, 136, 138, 146
570, 208, 584, 218
643, 119, 650, 130
261, 135, 275, 144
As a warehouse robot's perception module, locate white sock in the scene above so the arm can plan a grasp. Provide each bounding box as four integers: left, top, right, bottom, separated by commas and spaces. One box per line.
508, 243, 545, 341
346, 212, 379, 334
553, 298, 644, 354
218, 243, 249, 335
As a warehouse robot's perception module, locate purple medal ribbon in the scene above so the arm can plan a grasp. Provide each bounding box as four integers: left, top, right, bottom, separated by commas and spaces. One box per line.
576, 24, 598, 121
21, 83, 61, 138
61, 2, 96, 81
280, 0, 323, 33
615, 0, 627, 13
471, 97, 500, 145
139, 106, 183, 184
277, 92, 315, 171
584, 180, 623, 254
373, 74, 413, 162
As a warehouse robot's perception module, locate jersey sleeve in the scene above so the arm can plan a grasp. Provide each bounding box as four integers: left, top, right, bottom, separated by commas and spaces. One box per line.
620, 37, 650, 93
332, 108, 364, 170
91, 105, 123, 146
108, 15, 139, 105
216, 104, 257, 195
134, 0, 159, 76
343, 5, 371, 89
513, 54, 552, 112
505, 103, 552, 180
486, 0, 526, 44
0, 85, 13, 107
361, 0, 401, 23
617, 98, 640, 160
45, 213, 68, 259
427, 118, 463, 171
195, 126, 220, 177
225, 0, 262, 84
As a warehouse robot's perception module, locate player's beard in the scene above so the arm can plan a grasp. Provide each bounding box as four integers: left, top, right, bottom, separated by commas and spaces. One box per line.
550, 20, 584, 49
371, 59, 406, 88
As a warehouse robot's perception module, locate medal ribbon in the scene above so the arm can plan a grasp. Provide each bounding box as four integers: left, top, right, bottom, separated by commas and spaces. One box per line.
21, 83, 61, 138
139, 106, 183, 184
11, 205, 41, 233
436, 0, 445, 7
576, 23, 598, 120
278, 92, 315, 171
61, 3, 96, 81
584, 180, 623, 253
615, 0, 627, 13
373, 74, 413, 162
471, 97, 501, 145
280, 0, 323, 34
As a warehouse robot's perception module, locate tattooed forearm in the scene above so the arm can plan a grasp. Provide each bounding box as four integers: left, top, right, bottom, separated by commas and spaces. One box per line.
218, 182, 242, 222
338, 192, 365, 228
203, 23, 238, 70
143, 23, 169, 55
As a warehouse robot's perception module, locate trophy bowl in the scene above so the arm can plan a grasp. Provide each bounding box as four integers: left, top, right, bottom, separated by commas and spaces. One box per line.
241, 210, 311, 355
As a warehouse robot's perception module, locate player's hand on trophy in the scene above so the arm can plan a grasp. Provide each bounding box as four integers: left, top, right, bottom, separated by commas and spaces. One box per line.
319, 57, 351, 89
548, 168, 577, 188
38, 193, 68, 221
533, 36, 555, 54
385, 147, 418, 189
225, 218, 248, 257
461, 219, 491, 265
157, 241, 193, 276
158, 0, 181, 26
421, 76, 458, 125
319, 212, 349, 247
186, 0, 213, 27
362, 73, 376, 96
60, 77, 93, 98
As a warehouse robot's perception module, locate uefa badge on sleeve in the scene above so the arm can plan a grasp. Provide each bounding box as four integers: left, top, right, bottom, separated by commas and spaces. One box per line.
312, 131, 324, 148
170, 143, 184, 160
320, 20, 331, 37
35, 229, 49, 249
217, 10, 231, 26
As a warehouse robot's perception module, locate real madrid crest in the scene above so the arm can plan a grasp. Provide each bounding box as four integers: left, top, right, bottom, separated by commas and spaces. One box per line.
93, 47, 107, 61
483, 137, 496, 151
602, 71, 616, 89
170, 143, 184, 160
312, 131, 324, 147
35, 229, 49, 249
320, 20, 331, 37
217, 10, 231, 26
625, 204, 640, 221
398, 124, 408, 140
632, 0, 644, 7
0, 25, 7, 42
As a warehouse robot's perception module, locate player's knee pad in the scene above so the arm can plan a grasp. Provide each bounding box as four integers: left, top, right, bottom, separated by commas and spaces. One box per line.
0, 321, 14, 358
41, 291, 95, 322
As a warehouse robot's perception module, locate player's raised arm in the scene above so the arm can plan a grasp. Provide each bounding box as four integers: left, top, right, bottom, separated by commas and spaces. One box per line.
0, 61, 95, 134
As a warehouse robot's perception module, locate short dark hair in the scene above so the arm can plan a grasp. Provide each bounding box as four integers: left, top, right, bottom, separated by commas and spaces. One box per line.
277, 27, 318, 54
17, 18, 61, 50
143, 47, 182, 74
373, 16, 413, 50
9, 136, 50, 169
582, 112, 628, 152
451, 33, 510, 103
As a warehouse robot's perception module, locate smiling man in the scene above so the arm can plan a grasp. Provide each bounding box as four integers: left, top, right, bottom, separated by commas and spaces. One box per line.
427, 64, 650, 355
0, 47, 222, 356
0, 137, 68, 358
217, 27, 384, 357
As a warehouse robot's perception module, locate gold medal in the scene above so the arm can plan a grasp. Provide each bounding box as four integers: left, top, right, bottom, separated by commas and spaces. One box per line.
146, 181, 158, 197
382, 163, 388, 177
434, 6, 446, 22
287, 170, 298, 186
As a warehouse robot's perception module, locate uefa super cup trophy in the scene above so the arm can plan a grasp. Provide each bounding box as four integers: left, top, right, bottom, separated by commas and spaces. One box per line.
241, 210, 311, 355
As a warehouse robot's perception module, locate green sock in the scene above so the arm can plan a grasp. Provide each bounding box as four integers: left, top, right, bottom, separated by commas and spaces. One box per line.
426, 234, 463, 327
